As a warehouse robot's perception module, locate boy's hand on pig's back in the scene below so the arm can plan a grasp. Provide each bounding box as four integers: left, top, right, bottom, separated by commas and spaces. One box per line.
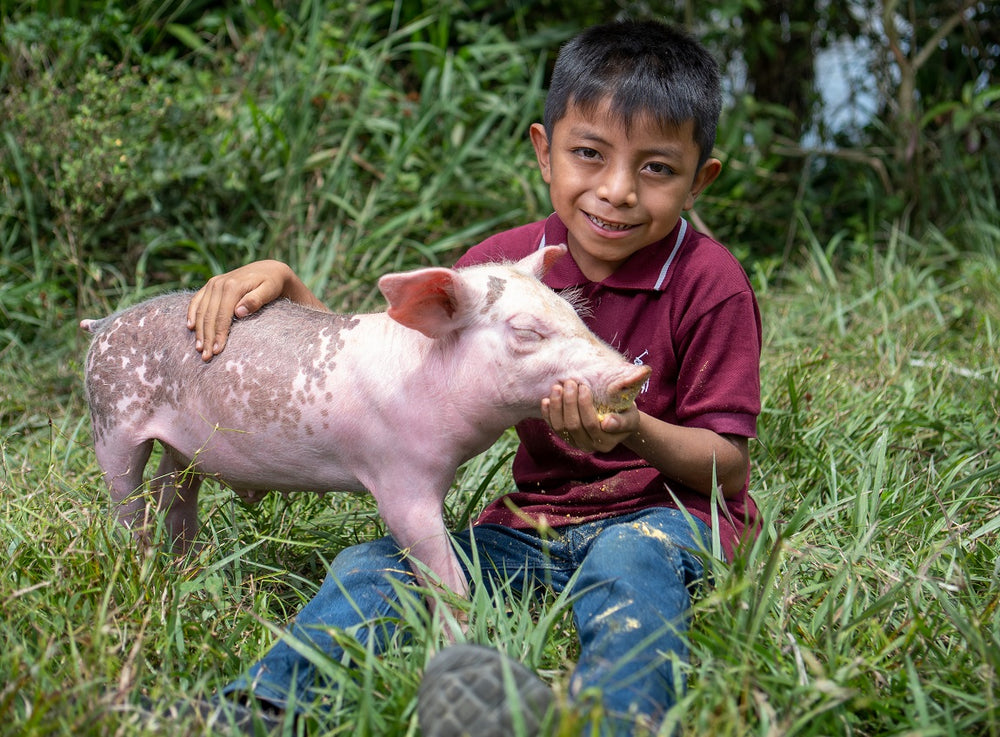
186, 260, 296, 362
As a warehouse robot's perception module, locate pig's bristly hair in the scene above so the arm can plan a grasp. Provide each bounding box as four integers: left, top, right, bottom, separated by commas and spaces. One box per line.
558, 286, 592, 318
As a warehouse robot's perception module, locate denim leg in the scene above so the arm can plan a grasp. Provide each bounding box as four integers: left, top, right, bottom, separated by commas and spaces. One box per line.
222, 509, 709, 731
458, 513, 710, 730
222, 526, 562, 711
223, 536, 415, 709
452, 523, 575, 594
567, 508, 709, 731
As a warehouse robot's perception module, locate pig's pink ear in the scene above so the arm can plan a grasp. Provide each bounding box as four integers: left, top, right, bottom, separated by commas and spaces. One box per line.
378, 268, 461, 339
519, 244, 568, 278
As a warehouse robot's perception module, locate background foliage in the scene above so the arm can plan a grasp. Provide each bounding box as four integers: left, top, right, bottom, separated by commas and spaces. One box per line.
1, 1, 998, 735
2, 0, 997, 344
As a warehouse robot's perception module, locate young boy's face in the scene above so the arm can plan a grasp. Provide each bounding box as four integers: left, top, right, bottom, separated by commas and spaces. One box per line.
530, 98, 721, 281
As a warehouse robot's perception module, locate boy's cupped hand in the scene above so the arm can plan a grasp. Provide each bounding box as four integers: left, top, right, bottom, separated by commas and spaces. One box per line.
541, 379, 640, 454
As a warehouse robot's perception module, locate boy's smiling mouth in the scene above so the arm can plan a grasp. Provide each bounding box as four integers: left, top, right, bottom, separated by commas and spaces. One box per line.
585, 212, 636, 232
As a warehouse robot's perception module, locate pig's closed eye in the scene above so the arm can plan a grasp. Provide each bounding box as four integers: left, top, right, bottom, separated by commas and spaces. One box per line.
507, 315, 548, 350
513, 327, 544, 342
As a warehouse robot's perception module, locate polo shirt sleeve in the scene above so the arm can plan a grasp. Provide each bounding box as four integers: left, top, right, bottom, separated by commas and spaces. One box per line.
674, 285, 761, 438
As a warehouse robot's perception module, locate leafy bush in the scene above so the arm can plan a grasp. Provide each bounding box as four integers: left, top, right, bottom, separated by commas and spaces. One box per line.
1, 1, 551, 351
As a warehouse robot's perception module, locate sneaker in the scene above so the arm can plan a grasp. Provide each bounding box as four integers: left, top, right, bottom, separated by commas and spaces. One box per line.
417, 644, 556, 737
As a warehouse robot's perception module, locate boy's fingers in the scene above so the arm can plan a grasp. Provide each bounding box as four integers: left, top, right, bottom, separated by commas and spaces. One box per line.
542, 381, 627, 452
186, 288, 213, 355
558, 381, 590, 448
575, 383, 602, 438
206, 285, 243, 359
209, 304, 233, 358
235, 287, 269, 318
560, 380, 582, 429
541, 385, 567, 435
186, 290, 203, 331
195, 283, 275, 361
187, 283, 225, 360
576, 383, 596, 418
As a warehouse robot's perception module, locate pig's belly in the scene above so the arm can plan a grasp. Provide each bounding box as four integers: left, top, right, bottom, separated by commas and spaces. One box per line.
149, 414, 368, 494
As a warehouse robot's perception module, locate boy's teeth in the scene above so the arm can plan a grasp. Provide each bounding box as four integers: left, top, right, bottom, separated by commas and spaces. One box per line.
589, 214, 631, 231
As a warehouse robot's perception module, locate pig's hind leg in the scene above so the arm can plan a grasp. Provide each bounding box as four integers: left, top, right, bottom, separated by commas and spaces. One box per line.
94, 436, 157, 541
94, 435, 202, 554
150, 448, 204, 554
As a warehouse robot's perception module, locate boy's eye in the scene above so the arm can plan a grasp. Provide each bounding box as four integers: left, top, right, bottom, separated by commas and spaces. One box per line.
645, 161, 674, 176
572, 147, 601, 161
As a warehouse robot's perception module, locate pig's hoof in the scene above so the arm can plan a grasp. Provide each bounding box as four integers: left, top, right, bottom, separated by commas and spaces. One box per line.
417, 644, 555, 737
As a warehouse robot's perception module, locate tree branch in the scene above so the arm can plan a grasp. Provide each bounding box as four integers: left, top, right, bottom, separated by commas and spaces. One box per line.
912, 0, 977, 72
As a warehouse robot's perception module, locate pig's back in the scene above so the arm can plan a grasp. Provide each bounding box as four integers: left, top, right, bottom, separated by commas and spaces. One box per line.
84, 293, 367, 446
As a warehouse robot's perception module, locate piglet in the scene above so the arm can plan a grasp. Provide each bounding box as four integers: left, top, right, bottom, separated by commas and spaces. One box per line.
80, 245, 650, 597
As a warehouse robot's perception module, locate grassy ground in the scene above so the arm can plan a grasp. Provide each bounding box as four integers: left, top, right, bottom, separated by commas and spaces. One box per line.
2, 3, 999, 736
2, 218, 997, 737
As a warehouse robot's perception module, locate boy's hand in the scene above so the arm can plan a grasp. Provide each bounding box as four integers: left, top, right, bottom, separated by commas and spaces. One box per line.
186, 260, 296, 361
541, 379, 640, 453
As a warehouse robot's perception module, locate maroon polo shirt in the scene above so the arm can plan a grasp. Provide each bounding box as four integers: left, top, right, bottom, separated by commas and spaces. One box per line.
455, 214, 762, 559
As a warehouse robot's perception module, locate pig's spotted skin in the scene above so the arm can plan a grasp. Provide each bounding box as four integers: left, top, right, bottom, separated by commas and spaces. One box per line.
85, 294, 361, 444
483, 275, 506, 312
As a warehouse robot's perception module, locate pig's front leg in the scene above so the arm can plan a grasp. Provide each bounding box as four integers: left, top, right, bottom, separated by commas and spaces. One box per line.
389, 506, 470, 642
375, 492, 469, 600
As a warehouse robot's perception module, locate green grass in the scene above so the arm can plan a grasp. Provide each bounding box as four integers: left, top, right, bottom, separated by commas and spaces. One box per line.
3, 218, 997, 736
680, 223, 1000, 737
2, 2, 999, 736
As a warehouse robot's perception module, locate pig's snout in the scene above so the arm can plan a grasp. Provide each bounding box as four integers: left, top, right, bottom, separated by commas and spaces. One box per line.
596, 365, 651, 415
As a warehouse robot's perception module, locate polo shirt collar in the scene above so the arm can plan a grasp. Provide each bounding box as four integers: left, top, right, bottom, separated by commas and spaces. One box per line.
537, 213, 689, 292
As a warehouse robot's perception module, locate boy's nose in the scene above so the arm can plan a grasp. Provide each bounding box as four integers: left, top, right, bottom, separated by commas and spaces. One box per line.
596, 167, 638, 208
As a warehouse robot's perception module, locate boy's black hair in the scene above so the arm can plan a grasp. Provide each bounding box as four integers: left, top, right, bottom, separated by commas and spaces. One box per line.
544, 20, 722, 169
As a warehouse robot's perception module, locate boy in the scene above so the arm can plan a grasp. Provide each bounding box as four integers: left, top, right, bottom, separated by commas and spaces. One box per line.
183, 18, 761, 736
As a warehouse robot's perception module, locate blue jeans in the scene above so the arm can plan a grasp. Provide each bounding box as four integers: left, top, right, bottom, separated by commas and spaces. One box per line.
224, 507, 710, 730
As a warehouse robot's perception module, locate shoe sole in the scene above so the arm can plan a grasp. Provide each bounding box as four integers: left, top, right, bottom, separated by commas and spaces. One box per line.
417, 644, 555, 737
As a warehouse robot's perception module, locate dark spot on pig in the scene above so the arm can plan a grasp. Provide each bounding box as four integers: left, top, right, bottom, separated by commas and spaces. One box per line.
482, 275, 506, 314
84, 294, 360, 443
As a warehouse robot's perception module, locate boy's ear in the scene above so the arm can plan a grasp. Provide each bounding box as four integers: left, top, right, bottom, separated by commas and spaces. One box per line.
685, 157, 722, 211
529, 123, 553, 184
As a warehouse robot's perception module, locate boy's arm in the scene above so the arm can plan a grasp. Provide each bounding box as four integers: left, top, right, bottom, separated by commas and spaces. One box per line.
542, 379, 750, 499
622, 412, 749, 499
186, 259, 329, 361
